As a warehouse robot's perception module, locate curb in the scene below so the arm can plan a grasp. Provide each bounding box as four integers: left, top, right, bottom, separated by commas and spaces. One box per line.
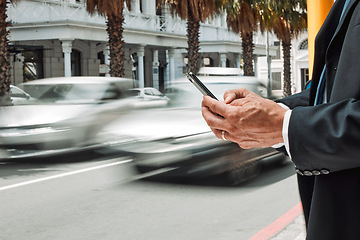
270, 215, 306, 240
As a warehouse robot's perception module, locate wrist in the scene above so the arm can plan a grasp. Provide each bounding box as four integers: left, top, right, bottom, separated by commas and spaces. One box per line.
271, 107, 287, 145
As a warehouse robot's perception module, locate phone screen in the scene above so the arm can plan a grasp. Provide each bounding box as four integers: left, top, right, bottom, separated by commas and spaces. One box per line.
186, 72, 218, 100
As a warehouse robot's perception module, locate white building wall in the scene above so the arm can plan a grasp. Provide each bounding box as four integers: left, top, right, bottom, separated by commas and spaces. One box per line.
7, 0, 307, 95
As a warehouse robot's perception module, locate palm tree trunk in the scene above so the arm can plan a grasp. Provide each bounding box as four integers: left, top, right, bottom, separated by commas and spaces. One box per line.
107, 12, 125, 77
0, 0, 12, 106
186, 10, 200, 74
282, 41, 292, 97
241, 31, 254, 76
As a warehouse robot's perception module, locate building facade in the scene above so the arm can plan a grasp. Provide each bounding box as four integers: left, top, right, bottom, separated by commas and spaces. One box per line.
7, 0, 307, 96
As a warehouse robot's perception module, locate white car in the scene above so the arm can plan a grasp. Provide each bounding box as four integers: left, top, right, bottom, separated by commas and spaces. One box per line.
10, 85, 33, 105
127, 87, 169, 108
0, 77, 136, 160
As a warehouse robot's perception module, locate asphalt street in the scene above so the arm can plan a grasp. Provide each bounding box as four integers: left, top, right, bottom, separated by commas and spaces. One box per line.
0, 152, 302, 240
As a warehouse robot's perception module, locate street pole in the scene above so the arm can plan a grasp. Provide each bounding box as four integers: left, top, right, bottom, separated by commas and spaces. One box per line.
307, 0, 333, 77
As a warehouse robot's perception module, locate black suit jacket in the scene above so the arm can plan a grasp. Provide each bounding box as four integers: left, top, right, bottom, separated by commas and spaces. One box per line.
277, 0, 360, 239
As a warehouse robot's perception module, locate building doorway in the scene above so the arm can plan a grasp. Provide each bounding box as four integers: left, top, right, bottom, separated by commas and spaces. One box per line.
71, 49, 81, 76
22, 49, 44, 82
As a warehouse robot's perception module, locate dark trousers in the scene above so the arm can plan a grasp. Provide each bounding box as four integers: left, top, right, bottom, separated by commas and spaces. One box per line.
298, 168, 360, 240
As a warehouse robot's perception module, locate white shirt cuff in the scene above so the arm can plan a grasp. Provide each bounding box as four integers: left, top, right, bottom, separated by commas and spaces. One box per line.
282, 110, 292, 159
271, 103, 292, 159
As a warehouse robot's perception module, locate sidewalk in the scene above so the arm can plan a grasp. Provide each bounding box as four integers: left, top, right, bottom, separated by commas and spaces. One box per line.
270, 215, 306, 240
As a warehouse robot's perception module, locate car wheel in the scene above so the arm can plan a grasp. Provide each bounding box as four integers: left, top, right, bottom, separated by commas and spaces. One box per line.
227, 160, 262, 185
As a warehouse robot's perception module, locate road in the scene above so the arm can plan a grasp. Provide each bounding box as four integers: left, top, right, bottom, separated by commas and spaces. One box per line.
0, 151, 301, 240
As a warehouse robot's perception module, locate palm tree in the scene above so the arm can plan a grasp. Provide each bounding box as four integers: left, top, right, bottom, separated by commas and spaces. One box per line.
0, 0, 16, 106
266, 0, 307, 96
86, 0, 132, 77
158, 0, 220, 74
224, 0, 258, 76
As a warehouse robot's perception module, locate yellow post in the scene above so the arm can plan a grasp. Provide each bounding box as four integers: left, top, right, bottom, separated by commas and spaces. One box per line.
307, 0, 334, 77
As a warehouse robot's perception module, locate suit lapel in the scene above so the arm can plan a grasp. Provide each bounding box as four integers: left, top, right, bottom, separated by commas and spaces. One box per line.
309, 0, 345, 104
328, 0, 358, 48
324, 0, 359, 101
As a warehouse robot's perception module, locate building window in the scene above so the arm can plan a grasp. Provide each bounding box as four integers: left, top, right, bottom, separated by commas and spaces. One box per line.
301, 68, 309, 90
273, 41, 281, 59
226, 59, 230, 67
98, 51, 105, 77
203, 57, 214, 67
299, 39, 308, 50
22, 50, 44, 82
272, 72, 282, 90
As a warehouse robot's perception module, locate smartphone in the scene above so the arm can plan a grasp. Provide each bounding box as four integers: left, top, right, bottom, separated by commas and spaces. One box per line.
186, 72, 218, 100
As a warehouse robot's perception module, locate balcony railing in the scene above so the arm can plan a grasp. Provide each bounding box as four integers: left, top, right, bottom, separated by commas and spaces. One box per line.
7, 0, 269, 44
7, 0, 186, 34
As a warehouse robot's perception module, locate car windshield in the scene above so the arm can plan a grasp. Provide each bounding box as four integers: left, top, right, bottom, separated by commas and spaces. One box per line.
126, 89, 141, 97
20, 83, 110, 103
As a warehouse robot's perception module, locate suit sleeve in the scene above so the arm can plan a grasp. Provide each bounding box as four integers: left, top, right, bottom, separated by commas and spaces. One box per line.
289, 98, 360, 173
273, 89, 310, 155
275, 89, 310, 108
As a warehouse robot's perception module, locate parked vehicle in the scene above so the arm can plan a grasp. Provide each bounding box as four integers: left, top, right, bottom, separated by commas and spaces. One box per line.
0, 77, 136, 160
98, 73, 284, 185
127, 87, 169, 108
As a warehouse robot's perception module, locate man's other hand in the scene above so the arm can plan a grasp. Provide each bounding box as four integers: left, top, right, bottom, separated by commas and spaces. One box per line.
201, 88, 287, 149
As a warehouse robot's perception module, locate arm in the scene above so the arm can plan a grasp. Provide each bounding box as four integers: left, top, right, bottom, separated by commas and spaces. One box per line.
274, 89, 310, 155
276, 89, 310, 109
288, 98, 360, 173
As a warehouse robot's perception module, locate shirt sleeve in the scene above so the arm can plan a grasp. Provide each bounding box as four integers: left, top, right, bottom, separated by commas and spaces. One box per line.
271, 103, 292, 159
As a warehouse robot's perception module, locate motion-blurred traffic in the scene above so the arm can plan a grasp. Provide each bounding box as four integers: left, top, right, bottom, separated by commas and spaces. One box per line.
1, 69, 284, 184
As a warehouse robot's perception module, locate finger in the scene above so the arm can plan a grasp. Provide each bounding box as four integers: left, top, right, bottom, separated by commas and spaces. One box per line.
223, 90, 237, 104
224, 88, 255, 102
213, 129, 232, 142
237, 140, 261, 149
201, 105, 224, 129
228, 98, 251, 107
202, 95, 229, 119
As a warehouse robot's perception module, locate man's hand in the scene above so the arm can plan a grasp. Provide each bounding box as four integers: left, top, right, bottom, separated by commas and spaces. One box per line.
201, 88, 287, 149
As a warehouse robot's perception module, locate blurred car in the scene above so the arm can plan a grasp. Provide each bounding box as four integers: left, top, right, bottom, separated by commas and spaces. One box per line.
10, 85, 33, 105
0, 76, 137, 160
166, 68, 267, 106
18, 77, 134, 104
97, 72, 284, 185
126, 87, 169, 108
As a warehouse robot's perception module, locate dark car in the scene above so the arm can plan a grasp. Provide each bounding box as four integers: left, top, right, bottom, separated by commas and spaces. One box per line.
97, 73, 284, 185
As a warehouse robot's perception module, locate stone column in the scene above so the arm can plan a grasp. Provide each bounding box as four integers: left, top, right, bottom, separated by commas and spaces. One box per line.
132, 0, 141, 13
221, 12, 227, 27
153, 50, 159, 90
137, 45, 145, 88
103, 46, 110, 77
220, 53, 227, 68
235, 53, 241, 69
164, 50, 170, 88
254, 55, 258, 77
142, 0, 156, 15
168, 48, 176, 84
12, 54, 24, 85
61, 39, 73, 77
